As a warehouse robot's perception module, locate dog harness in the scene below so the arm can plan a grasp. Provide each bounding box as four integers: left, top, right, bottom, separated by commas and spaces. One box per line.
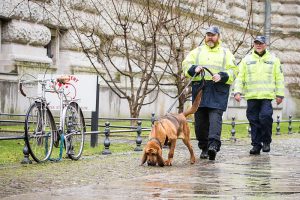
149, 137, 162, 149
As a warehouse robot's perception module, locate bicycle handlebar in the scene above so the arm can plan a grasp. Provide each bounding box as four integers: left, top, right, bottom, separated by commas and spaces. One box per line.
19, 78, 53, 97
19, 82, 27, 97
19, 75, 73, 98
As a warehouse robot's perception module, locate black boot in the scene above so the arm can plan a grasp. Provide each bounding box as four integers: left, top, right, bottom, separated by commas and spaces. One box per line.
262, 143, 270, 152
250, 146, 261, 155
208, 145, 217, 160
200, 148, 208, 159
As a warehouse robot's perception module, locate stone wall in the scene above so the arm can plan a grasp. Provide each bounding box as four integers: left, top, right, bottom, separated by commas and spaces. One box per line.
0, 0, 299, 119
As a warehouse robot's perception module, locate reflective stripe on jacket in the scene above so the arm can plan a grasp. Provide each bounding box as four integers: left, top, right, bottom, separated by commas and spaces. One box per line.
234, 50, 284, 100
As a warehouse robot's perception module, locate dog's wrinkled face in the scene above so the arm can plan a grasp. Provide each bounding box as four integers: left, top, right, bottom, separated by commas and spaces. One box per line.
141, 141, 164, 167
145, 148, 159, 166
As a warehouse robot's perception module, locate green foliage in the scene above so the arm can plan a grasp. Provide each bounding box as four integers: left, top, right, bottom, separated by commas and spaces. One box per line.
0, 140, 137, 165
0, 140, 25, 164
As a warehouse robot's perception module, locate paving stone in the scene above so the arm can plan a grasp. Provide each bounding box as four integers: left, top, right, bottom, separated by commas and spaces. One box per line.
1, 135, 300, 199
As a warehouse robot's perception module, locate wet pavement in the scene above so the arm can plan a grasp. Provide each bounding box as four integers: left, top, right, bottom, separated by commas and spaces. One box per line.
1, 135, 300, 199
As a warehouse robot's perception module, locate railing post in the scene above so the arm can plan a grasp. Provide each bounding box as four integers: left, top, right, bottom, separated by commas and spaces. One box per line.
248, 126, 251, 138
21, 142, 32, 164
288, 115, 293, 134
230, 117, 236, 141
134, 121, 143, 151
276, 115, 281, 135
151, 112, 155, 125
102, 122, 111, 155
91, 76, 100, 147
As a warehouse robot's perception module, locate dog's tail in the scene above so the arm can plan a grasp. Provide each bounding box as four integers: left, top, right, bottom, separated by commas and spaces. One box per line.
183, 89, 203, 117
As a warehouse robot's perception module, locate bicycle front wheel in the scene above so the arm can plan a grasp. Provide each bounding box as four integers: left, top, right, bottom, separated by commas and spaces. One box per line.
63, 102, 85, 160
25, 102, 56, 163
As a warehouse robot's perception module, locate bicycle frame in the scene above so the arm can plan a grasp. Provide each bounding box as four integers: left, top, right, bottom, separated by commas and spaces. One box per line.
55, 84, 85, 138
50, 80, 86, 161
20, 75, 85, 162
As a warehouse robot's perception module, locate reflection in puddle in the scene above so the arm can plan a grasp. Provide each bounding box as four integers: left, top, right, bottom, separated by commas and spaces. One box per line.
138, 154, 299, 199
245, 155, 272, 192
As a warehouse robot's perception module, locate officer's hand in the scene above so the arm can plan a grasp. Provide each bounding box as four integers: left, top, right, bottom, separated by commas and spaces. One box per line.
195, 66, 203, 74
212, 74, 221, 82
234, 93, 241, 102
276, 97, 283, 105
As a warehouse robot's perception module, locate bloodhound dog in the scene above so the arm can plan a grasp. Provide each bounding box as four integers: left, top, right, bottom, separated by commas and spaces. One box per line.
141, 89, 202, 167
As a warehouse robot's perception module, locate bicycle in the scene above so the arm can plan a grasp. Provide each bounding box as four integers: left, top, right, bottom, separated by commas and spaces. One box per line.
19, 74, 86, 163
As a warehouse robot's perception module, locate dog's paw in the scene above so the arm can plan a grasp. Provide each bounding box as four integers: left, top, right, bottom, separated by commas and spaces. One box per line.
190, 155, 196, 164
190, 159, 196, 164
164, 160, 172, 166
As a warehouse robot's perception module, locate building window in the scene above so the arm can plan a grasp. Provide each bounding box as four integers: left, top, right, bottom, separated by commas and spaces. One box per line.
45, 29, 60, 66
45, 38, 54, 58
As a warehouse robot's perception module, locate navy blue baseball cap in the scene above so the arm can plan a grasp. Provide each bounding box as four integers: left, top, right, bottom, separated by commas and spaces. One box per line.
254, 36, 266, 44
206, 26, 220, 34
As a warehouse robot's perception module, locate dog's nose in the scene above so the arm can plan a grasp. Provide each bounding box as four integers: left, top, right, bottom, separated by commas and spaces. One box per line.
147, 161, 156, 166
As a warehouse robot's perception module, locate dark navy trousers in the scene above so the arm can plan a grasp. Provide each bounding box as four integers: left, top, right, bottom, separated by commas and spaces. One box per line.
194, 107, 223, 151
246, 99, 273, 147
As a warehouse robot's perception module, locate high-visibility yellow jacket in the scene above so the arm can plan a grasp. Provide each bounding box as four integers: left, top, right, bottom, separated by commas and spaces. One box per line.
234, 49, 284, 100
182, 42, 238, 110
182, 42, 238, 84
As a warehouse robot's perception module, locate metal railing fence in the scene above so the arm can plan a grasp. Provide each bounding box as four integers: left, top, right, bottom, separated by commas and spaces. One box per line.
0, 112, 299, 164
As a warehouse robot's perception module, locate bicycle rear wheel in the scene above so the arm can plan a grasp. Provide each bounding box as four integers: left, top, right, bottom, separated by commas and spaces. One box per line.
63, 102, 85, 160
25, 102, 56, 163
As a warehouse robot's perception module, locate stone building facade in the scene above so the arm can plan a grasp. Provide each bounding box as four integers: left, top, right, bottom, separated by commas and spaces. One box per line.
0, 0, 299, 120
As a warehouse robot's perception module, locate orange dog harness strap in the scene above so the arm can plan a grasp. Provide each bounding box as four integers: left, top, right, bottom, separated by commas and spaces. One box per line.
163, 114, 180, 126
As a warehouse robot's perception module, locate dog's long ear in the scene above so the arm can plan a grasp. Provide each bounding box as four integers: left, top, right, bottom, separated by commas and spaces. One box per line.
141, 150, 147, 166
157, 152, 165, 167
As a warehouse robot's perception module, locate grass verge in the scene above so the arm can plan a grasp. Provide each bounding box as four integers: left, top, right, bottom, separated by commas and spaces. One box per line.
0, 119, 299, 165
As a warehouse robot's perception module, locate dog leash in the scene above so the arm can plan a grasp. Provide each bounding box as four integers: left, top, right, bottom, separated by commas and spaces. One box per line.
166, 67, 214, 114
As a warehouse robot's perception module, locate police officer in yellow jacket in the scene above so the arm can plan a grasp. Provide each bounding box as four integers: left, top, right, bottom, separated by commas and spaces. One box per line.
183, 26, 238, 160
234, 36, 284, 155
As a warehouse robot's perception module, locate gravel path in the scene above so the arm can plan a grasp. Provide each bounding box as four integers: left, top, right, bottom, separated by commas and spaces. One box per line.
1, 135, 300, 199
